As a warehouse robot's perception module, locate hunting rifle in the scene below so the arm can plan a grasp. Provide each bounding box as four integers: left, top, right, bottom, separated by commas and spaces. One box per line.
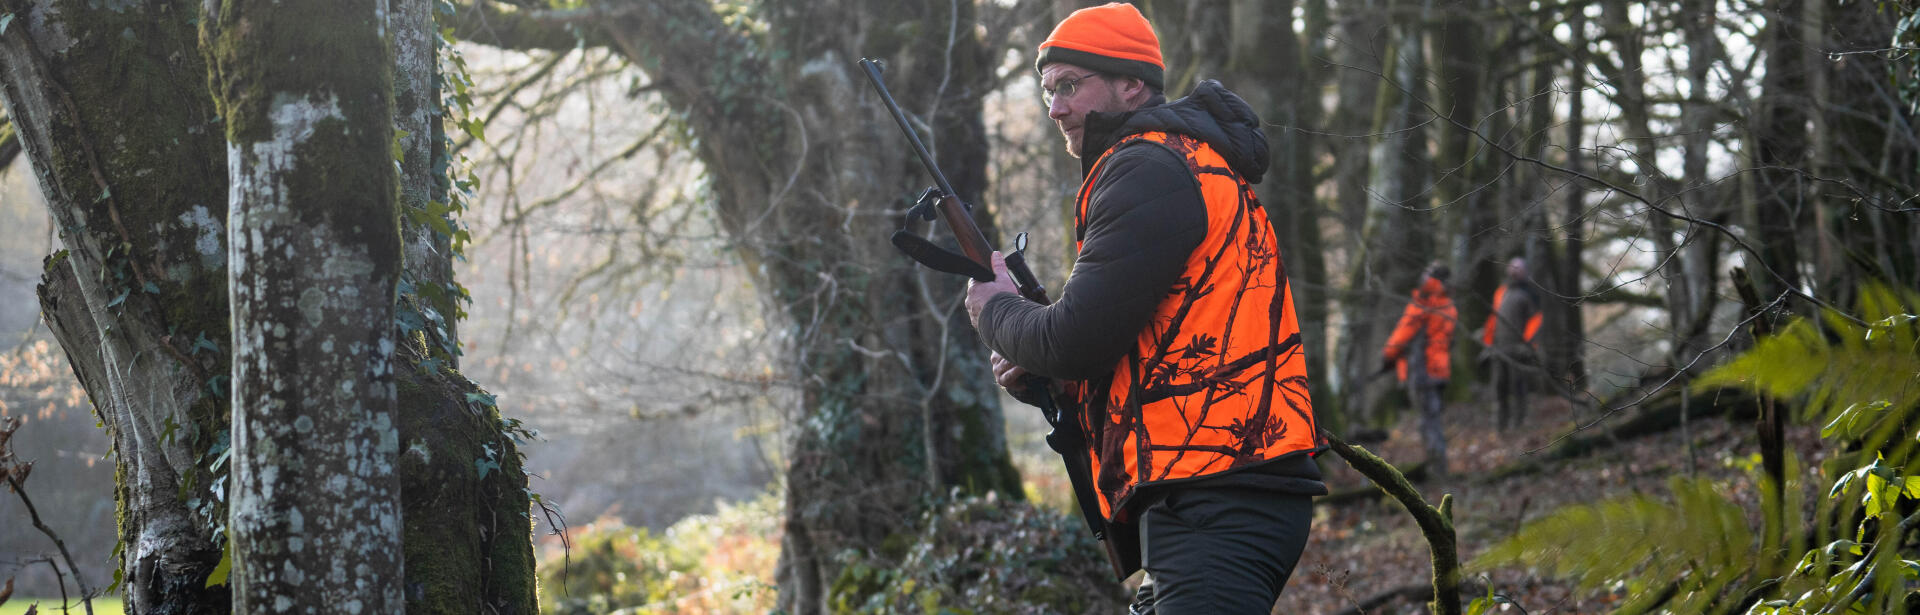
857, 57, 1139, 579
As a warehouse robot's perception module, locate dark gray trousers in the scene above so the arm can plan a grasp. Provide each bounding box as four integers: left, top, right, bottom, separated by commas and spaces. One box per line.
1411, 377, 1448, 477
1491, 353, 1531, 431
1127, 487, 1314, 614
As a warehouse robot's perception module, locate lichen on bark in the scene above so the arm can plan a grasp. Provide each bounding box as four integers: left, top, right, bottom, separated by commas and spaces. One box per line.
211, 0, 406, 611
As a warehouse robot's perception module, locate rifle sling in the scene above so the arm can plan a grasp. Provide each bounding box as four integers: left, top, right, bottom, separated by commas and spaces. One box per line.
889, 230, 994, 282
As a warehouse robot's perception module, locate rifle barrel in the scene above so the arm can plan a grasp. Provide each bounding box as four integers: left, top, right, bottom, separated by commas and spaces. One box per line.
859, 58, 961, 203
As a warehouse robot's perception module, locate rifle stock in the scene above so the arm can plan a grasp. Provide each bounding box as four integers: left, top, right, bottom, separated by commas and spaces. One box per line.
860, 57, 1137, 579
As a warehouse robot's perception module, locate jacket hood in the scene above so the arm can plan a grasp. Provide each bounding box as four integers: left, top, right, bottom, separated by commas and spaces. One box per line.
1081, 79, 1271, 183
1414, 276, 1452, 306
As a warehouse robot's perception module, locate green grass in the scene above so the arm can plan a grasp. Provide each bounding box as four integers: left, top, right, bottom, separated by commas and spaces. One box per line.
0, 597, 123, 615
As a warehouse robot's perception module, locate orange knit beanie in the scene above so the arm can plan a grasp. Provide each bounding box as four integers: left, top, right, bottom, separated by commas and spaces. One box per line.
1035, 2, 1164, 91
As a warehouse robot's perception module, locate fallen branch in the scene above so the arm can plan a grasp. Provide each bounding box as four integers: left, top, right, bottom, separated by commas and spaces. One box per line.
1320, 460, 1428, 507
1321, 429, 1461, 615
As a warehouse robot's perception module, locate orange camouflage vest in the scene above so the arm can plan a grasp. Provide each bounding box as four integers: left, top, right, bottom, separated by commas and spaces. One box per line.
1068, 131, 1319, 522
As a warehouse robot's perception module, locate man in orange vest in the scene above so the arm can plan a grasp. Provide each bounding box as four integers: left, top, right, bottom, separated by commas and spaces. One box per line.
1382, 264, 1456, 477
1482, 256, 1542, 431
963, 3, 1324, 611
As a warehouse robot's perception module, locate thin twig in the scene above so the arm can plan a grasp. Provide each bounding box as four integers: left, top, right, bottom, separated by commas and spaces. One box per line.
6, 476, 93, 615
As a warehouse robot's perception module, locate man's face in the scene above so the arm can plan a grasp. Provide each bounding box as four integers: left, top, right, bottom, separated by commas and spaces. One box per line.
1507, 258, 1527, 282
1041, 63, 1132, 158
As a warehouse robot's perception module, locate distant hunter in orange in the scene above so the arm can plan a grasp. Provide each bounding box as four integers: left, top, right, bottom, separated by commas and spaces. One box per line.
1383, 264, 1457, 477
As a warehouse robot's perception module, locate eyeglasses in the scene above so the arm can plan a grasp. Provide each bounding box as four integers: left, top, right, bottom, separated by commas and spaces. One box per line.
1042, 73, 1101, 107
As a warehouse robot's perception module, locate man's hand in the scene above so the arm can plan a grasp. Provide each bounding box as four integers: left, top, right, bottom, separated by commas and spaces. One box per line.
965, 251, 1019, 329
990, 351, 1029, 392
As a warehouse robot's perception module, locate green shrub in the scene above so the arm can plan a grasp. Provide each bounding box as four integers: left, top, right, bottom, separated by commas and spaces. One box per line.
829, 490, 1128, 615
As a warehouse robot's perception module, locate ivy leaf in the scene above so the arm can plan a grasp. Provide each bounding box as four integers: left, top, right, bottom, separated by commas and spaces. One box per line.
192, 332, 219, 355
392, 128, 410, 162
0, 14, 14, 36
474, 457, 499, 480
465, 391, 497, 407
208, 443, 232, 473
106, 287, 130, 308
205, 542, 232, 587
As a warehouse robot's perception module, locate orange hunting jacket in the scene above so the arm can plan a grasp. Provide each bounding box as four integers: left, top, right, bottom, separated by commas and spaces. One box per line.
1384, 277, 1456, 382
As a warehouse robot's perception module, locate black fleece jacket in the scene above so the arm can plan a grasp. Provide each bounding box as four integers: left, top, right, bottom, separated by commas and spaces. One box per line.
978, 80, 1325, 496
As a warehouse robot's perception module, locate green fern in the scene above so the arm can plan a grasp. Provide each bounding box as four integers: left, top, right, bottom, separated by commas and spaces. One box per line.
1698, 284, 1920, 455
1471, 469, 1796, 614
1475, 284, 1917, 614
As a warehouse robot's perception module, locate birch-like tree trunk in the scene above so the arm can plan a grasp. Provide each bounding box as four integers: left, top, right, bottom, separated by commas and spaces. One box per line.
206, 0, 406, 610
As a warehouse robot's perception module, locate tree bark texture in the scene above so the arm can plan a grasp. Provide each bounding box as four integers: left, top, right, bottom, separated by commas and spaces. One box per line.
0, 1, 533, 613
1, 1, 233, 611
451, 2, 1024, 611
1553, 3, 1590, 393
394, 0, 461, 356
207, 0, 407, 610
1327, 0, 1397, 417
1753, 0, 1809, 302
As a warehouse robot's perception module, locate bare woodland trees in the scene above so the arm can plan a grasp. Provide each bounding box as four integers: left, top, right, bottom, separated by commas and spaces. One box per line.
449, 1, 1028, 611
0, 0, 533, 612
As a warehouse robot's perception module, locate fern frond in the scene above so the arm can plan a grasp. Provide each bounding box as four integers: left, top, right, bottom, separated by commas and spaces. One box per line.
1699, 283, 1920, 450
1471, 475, 1768, 613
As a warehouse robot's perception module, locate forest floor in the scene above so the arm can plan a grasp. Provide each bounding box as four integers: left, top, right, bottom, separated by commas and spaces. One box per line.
1264, 388, 1827, 615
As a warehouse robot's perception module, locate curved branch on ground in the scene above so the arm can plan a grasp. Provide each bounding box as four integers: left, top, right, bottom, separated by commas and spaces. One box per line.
1320, 429, 1462, 615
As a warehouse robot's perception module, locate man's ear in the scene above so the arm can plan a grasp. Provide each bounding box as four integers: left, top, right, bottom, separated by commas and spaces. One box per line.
1113, 76, 1149, 105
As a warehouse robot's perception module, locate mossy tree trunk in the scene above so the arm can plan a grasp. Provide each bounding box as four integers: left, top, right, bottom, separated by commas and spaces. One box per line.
2, 0, 235, 610
451, 1, 1026, 612
0, 1, 532, 613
